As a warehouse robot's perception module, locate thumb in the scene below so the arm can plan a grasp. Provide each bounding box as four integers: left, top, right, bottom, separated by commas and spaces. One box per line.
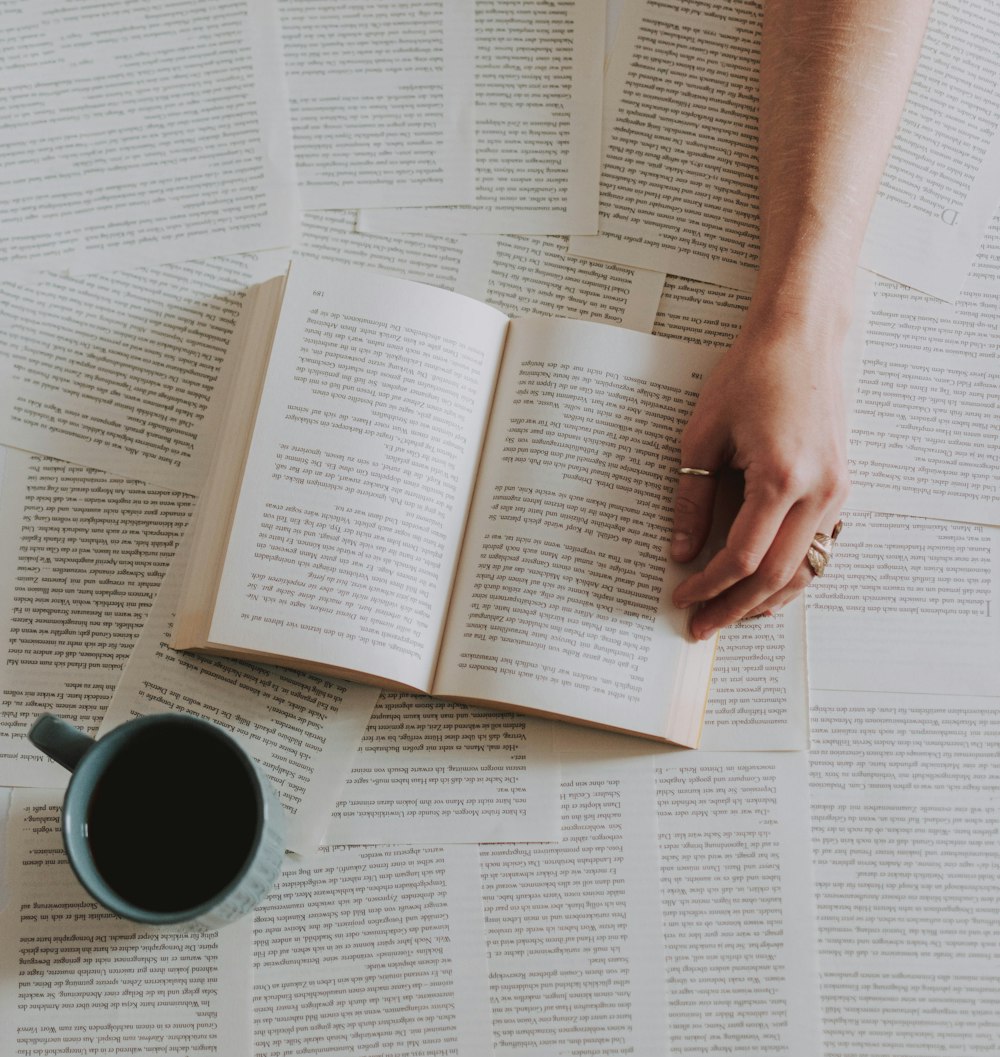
671, 463, 720, 563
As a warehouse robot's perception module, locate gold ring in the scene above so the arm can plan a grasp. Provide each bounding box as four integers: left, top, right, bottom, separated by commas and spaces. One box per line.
806, 519, 843, 577
678, 467, 714, 477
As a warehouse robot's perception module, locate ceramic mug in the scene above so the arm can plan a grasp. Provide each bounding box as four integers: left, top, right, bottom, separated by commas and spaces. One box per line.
28, 712, 286, 931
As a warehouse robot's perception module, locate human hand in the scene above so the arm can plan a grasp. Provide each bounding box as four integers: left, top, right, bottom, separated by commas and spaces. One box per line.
670, 305, 850, 640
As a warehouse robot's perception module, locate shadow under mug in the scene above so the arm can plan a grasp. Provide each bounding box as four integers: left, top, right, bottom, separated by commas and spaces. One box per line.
29, 712, 287, 931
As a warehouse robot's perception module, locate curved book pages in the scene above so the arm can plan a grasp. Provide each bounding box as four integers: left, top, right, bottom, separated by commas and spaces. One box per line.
173, 260, 717, 745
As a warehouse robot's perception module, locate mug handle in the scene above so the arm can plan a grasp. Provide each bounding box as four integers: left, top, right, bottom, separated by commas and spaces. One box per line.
28, 714, 96, 772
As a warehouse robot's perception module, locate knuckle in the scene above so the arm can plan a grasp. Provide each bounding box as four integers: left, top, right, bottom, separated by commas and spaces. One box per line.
759, 566, 790, 594
792, 567, 813, 591
674, 492, 706, 523
729, 548, 764, 578
819, 467, 850, 506
762, 460, 803, 497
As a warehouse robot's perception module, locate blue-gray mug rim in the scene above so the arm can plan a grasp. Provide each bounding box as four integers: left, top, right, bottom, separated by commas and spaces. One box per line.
62, 713, 268, 925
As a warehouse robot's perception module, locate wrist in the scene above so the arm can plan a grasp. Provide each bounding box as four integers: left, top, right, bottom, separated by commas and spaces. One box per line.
746, 257, 856, 353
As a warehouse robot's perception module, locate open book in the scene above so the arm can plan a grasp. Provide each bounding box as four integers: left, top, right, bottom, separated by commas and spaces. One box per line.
173, 261, 716, 744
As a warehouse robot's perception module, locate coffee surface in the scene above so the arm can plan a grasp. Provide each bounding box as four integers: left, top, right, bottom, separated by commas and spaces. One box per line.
86, 726, 258, 912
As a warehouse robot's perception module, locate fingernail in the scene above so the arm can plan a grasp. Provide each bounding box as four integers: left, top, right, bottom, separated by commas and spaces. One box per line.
671, 531, 692, 561
673, 590, 692, 610
695, 625, 717, 641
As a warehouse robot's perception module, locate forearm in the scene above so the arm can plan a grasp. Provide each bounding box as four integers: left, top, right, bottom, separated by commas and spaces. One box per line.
754, 0, 932, 330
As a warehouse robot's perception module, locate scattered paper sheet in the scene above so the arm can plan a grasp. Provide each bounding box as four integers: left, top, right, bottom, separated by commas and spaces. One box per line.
296, 210, 467, 287
569, 0, 763, 289
359, 0, 604, 235
810, 688, 1000, 1055
808, 511, 1000, 698
861, 0, 1000, 300
325, 692, 561, 844
0, 251, 289, 494
254, 843, 491, 1056
454, 234, 665, 331
0, 790, 254, 1057
480, 756, 669, 1054
0, 450, 193, 787
0, 0, 298, 279
280, 0, 475, 210
480, 752, 822, 1054
847, 213, 1000, 525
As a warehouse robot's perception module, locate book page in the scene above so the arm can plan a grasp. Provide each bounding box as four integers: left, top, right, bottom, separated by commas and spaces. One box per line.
861, 0, 1000, 300
358, 0, 604, 235
0, 791, 253, 1057
435, 319, 718, 741
848, 213, 1000, 525
0, 0, 296, 279
102, 541, 380, 854
808, 511, 1000, 697
701, 598, 808, 750
0, 251, 288, 494
254, 843, 491, 1055
569, 0, 762, 289
210, 262, 509, 690
280, 0, 474, 209
0, 450, 193, 787
455, 233, 665, 331
810, 688, 1000, 1054
552, 598, 808, 753
325, 692, 561, 844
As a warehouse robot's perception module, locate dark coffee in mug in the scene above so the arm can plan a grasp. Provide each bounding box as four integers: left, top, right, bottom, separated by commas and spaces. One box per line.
29, 712, 285, 929
86, 723, 259, 912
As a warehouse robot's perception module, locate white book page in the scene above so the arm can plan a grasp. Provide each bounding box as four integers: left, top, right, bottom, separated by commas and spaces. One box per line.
103, 540, 380, 854
254, 843, 491, 1055
210, 262, 509, 690
861, 0, 1000, 300
810, 689, 1000, 1054
435, 319, 716, 738
296, 210, 466, 288
701, 598, 808, 750
358, 0, 605, 235
552, 598, 808, 753
0, 451, 194, 787
0, 251, 289, 494
479, 756, 669, 1055
0, 0, 297, 280
280, 0, 474, 209
808, 511, 1000, 697
0, 791, 253, 1057
325, 691, 561, 844
848, 214, 1000, 525
455, 233, 665, 331
653, 751, 822, 1055
569, 0, 762, 289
